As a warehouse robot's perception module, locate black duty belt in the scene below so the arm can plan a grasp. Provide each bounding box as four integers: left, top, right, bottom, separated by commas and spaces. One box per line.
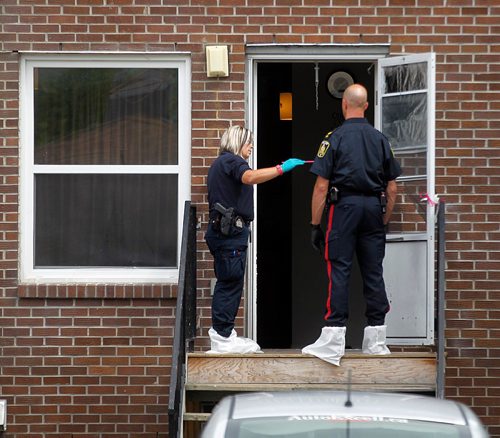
341, 190, 380, 197
210, 212, 250, 227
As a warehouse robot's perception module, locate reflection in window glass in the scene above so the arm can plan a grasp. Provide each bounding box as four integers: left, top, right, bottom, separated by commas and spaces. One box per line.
388, 179, 428, 234
34, 68, 178, 165
35, 174, 178, 267
396, 150, 427, 178
383, 62, 427, 93
382, 93, 427, 150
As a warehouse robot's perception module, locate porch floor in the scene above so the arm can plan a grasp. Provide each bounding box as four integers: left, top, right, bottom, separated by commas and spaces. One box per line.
186, 349, 437, 394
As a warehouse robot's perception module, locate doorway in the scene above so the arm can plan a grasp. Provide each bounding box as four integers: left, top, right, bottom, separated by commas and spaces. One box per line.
248, 48, 436, 350
255, 61, 376, 349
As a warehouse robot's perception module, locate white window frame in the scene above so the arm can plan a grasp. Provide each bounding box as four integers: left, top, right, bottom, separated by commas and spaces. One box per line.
19, 53, 191, 284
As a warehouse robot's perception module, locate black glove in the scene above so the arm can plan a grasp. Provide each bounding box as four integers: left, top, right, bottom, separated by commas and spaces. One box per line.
310, 224, 325, 254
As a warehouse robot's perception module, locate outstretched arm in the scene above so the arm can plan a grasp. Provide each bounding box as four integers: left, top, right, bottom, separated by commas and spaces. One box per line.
241, 165, 282, 185
241, 158, 305, 185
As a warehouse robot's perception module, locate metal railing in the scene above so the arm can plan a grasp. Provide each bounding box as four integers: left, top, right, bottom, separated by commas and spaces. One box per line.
168, 201, 197, 438
166, 199, 446, 435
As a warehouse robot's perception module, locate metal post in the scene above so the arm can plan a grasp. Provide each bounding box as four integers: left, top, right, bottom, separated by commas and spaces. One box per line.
436, 201, 446, 399
186, 204, 197, 352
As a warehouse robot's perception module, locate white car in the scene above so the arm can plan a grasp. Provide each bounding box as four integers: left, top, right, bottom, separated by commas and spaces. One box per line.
201, 390, 489, 438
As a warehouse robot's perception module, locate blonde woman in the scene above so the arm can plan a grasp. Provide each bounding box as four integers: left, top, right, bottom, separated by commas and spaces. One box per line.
205, 125, 304, 353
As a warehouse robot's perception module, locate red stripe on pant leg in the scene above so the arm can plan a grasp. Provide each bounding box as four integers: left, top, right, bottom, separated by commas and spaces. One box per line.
324, 205, 335, 320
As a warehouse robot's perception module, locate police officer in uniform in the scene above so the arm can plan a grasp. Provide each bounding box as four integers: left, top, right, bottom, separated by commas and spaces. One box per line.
302, 84, 402, 365
206, 125, 304, 353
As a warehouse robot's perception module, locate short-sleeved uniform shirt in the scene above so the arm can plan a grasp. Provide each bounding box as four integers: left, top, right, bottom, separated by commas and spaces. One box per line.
207, 151, 254, 222
310, 118, 402, 193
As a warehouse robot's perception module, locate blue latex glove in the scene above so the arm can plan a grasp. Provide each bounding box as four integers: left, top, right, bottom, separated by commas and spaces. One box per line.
281, 158, 305, 173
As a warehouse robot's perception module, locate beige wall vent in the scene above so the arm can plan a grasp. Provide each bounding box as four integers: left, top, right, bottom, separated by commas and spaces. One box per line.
206, 45, 229, 77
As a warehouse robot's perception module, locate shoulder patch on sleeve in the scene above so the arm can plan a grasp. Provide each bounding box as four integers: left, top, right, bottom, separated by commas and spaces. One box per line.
389, 142, 396, 157
317, 140, 330, 158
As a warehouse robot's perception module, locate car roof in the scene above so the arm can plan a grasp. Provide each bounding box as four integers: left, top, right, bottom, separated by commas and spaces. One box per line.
225, 390, 470, 425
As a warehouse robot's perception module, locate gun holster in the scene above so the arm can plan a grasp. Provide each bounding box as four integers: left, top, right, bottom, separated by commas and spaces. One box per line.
213, 203, 244, 236
327, 185, 339, 206
219, 213, 233, 236
380, 192, 387, 214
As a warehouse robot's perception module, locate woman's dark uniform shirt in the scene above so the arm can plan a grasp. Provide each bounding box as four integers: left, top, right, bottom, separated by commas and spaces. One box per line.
207, 151, 254, 222
310, 118, 402, 192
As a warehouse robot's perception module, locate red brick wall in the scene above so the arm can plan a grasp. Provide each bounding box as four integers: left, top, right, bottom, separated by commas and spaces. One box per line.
0, 295, 175, 437
1, 0, 499, 436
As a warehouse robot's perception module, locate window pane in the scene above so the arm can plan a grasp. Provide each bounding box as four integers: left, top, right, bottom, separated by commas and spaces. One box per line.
35, 174, 178, 267
395, 150, 427, 178
231, 417, 466, 437
383, 62, 427, 93
382, 93, 427, 150
34, 68, 178, 165
387, 179, 428, 233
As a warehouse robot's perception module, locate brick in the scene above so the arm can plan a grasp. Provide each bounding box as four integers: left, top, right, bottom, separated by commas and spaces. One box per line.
1, 2, 499, 437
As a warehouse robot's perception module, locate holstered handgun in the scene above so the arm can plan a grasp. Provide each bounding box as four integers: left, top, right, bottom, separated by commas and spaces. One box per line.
214, 203, 235, 236
326, 185, 339, 207
380, 192, 387, 214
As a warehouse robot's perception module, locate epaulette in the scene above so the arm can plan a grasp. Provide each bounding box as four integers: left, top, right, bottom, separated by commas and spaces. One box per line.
323, 127, 338, 139
316, 128, 338, 158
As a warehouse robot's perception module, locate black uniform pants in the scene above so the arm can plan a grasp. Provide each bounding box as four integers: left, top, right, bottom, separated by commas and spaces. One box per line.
205, 223, 250, 338
323, 194, 390, 327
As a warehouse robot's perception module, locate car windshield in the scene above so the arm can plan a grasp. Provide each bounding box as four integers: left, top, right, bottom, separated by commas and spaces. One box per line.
225, 416, 472, 438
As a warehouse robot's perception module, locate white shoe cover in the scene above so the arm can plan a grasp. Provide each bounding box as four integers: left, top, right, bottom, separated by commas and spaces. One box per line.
301, 326, 346, 366
362, 325, 391, 355
207, 328, 262, 354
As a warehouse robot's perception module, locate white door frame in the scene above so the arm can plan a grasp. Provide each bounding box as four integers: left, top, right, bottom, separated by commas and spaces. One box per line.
245, 44, 390, 340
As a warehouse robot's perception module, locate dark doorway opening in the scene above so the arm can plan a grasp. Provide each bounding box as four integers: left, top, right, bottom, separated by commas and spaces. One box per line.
256, 61, 375, 349
255, 63, 293, 348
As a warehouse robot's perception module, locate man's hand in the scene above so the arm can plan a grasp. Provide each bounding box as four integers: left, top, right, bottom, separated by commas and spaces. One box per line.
311, 224, 325, 254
